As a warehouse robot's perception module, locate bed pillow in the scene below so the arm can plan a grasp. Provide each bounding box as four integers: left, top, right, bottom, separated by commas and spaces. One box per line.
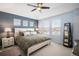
31, 31, 37, 35
19, 31, 24, 36
24, 32, 31, 36
2, 37, 14, 48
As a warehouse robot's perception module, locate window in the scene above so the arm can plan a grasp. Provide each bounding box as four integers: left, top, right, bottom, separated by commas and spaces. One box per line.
14, 19, 21, 26
51, 19, 61, 35
38, 20, 50, 35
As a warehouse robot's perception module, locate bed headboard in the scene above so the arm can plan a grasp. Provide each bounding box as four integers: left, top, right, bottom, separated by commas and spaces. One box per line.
15, 28, 34, 32
14, 28, 36, 36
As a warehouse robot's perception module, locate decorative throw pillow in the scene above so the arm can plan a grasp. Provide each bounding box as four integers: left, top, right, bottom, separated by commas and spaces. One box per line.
2, 37, 14, 48
24, 32, 31, 36
31, 31, 37, 35
19, 31, 24, 36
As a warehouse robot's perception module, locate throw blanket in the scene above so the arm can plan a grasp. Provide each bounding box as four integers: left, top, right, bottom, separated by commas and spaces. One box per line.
15, 34, 51, 54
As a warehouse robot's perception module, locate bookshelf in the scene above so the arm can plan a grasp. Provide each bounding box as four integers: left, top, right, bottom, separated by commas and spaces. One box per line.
63, 23, 73, 48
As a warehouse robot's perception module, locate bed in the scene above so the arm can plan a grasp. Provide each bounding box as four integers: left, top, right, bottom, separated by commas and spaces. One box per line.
14, 28, 51, 55
15, 34, 51, 55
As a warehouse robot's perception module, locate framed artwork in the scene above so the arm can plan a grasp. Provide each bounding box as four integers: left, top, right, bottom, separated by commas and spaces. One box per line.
14, 19, 21, 26
29, 21, 34, 27
23, 20, 28, 26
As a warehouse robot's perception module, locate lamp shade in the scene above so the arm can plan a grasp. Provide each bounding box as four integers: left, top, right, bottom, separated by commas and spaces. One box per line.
4, 28, 12, 32
35, 28, 39, 31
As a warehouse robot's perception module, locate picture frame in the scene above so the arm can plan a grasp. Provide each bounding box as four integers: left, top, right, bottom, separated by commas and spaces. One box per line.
29, 21, 34, 27
14, 19, 21, 26
23, 20, 28, 26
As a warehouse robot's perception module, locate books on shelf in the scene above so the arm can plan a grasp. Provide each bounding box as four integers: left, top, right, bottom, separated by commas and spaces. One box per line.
63, 23, 73, 48
64, 39, 68, 42
64, 43, 68, 46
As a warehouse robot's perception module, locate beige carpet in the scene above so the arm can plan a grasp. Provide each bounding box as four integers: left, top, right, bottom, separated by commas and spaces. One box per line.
31, 42, 74, 56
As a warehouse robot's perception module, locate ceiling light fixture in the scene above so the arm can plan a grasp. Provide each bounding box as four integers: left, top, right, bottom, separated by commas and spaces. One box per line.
27, 3, 50, 12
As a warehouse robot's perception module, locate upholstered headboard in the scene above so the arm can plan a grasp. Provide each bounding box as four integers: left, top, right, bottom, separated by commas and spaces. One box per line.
14, 28, 36, 36
15, 28, 34, 32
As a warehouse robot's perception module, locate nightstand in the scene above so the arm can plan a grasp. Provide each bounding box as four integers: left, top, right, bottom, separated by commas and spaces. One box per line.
2, 37, 14, 48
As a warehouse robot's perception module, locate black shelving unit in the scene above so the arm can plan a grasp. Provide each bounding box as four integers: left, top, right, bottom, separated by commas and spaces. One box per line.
63, 23, 73, 48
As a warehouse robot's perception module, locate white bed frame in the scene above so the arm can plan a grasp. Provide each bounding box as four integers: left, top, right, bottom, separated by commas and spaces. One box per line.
14, 28, 51, 56
27, 40, 51, 56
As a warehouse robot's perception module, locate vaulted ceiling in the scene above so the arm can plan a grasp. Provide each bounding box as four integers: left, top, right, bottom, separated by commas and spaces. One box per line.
0, 3, 79, 20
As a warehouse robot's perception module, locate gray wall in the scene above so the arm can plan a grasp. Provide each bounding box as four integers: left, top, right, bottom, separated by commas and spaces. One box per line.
0, 11, 38, 32
38, 8, 79, 44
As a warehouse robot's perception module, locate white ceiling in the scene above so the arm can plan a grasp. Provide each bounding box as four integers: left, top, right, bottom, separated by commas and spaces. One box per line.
0, 3, 79, 20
